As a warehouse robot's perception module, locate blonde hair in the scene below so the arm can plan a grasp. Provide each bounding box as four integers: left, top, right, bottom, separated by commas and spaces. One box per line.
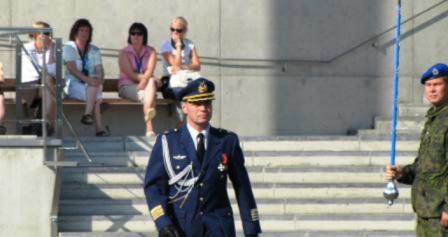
171, 16, 188, 31
29, 21, 51, 38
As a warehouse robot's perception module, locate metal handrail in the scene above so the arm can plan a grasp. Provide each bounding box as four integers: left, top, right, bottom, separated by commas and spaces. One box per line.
49, 150, 63, 237
0, 28, 93, 237
60, 111, 93, 162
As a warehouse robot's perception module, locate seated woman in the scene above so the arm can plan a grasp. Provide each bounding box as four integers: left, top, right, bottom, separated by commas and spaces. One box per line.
118, 22, 158, 137
21, 21, 57, 134
0, 62, 5, 134
63, 18, 109, 136
160, 16, 201, 126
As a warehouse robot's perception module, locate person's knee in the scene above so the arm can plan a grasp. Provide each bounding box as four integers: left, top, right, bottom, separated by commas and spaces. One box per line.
150, 77, 157, 85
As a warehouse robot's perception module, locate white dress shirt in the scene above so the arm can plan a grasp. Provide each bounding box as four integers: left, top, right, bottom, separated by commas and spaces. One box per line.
186, 123, 210, 151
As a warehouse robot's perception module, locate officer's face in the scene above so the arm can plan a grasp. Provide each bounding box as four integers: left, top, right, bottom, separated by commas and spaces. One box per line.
424, 77, 448, 106
182, 100, 213, 129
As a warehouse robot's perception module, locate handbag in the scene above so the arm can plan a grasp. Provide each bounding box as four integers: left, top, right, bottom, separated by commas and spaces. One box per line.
168, 69, 201, 88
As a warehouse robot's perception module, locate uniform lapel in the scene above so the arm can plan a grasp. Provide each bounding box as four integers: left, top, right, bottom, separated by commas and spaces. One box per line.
202, 127, 222, 171
180, 125, 201, 172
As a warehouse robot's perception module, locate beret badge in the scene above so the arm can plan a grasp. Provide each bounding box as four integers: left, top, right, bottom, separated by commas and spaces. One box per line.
433, 68, 439, 76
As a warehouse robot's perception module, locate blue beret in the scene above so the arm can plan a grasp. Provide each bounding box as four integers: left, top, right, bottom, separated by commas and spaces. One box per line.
420, 63, 448, 84
179, 78, 215, 102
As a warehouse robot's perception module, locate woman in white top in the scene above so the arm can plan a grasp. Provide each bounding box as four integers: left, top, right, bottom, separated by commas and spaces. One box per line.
63, 18, 108, 136
160, 16, 201, 126
21, 21, 57, 134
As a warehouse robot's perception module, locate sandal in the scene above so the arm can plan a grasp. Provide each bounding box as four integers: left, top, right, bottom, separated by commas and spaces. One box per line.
144, 109, 156, 123
81, 114, 94, 125
0, 125, 6, 135
96, 126, 110, 137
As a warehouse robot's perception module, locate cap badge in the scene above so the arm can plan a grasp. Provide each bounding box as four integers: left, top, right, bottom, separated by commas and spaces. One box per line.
433, 68, 439, 76
198, 81, 208, 94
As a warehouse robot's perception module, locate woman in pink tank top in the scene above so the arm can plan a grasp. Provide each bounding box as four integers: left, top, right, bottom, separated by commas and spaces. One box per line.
118, 22, 158, 136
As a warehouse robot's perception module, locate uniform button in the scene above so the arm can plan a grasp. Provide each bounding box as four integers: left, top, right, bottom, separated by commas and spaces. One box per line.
200, 211, 204, 216
200, 197, 204, 202
199, 183, 204, 187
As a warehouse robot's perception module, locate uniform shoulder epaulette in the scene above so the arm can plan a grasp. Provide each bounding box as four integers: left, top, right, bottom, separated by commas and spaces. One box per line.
163, 128, 179, 135
217, 128, 236, 136
217, 128, 228, 133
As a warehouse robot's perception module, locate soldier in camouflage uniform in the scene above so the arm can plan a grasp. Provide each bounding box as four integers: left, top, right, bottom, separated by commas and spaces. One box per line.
386, 63, 448, 237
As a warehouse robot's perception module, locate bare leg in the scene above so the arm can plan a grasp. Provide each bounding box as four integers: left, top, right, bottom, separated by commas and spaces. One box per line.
93, 99, 105, 132
144, 78, 157, 135
85, 85, 99, 115
45, 77, 56, 129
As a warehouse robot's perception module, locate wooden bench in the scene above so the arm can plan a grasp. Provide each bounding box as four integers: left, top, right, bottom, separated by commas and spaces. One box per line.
2, 78, 175, 106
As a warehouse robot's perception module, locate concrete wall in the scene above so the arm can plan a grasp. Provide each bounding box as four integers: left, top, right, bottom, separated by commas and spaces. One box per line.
1, 0, 448, 135
0, 139, 58, 237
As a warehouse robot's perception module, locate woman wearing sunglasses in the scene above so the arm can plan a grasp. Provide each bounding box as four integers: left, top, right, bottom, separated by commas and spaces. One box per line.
118, 22, 158, 137
160, 16, 201, 126
63, 18, 109, 137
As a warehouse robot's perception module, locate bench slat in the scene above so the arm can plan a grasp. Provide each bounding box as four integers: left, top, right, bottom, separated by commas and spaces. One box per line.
2, 79, 175, 105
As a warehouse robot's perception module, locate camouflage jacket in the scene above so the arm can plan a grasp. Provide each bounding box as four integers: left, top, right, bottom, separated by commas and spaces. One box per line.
398, 103, 448, 217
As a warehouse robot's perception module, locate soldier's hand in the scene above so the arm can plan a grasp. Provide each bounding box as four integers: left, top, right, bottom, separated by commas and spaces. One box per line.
385, 164, 402, 181
440, 211, 448, 228
159, 224, 180, 237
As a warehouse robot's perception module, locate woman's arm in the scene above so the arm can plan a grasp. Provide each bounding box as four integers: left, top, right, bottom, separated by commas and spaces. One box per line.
95, 64, 104, 83
162, 47, 182, 69
187, 47, 200, 71
142, 47, 157, 80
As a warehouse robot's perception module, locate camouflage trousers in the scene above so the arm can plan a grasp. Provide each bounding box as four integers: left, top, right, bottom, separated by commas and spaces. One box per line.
417, 216, 448, 237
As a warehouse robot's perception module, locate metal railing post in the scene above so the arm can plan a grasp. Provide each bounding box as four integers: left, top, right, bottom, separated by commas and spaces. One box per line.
41, 34, 48, 140
55, 39, 63, 139
15, 39, 23, 133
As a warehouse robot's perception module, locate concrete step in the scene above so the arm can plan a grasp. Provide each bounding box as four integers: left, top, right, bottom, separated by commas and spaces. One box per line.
373, 117, 424, 133
398, 104, 429, 117
58, 213, 415, 232
59, 198, 412, 216
63, 150, 417, 168
62, 136, 421, 153
60, 165, 403, 184
357, 129, 420, 136
242, 138, 419, 152
59, 230, 416, 237
60, 183, 411, 200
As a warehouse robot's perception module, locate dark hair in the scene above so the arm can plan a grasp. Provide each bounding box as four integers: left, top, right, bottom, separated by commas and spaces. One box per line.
127, 22, 148, 46
69, 18, 93, 45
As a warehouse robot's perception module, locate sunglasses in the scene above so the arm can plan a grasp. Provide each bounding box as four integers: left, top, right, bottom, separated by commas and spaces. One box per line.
170, 27, 184, 33
130, 31, 143, 36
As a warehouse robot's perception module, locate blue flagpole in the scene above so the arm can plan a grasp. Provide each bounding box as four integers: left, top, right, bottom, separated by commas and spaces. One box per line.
383, 0, 401, 206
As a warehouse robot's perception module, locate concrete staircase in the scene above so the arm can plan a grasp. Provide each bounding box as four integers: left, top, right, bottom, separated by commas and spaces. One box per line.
57, 137, 418, 236
358, 103, 429, 135
57, 103, 429, 237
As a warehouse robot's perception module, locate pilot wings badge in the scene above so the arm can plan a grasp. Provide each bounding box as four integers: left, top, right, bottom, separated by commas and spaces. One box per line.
173, 155, 187, 160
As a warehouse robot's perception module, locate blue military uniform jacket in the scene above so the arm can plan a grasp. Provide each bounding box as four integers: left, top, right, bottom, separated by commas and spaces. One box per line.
144, 125, 262, 237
